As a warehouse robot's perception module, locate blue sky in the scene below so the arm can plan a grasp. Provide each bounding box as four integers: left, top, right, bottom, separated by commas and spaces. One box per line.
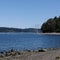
0, 0, 60, 28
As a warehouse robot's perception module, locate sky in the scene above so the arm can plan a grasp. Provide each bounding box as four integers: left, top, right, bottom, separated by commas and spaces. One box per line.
0, 0, 60, 28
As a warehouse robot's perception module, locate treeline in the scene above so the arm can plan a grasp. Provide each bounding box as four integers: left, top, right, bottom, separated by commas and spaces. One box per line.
0, 27, 41, 33
41, 16, 60, 33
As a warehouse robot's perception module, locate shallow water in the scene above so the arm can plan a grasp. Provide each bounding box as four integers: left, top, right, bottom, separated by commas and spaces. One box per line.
0, 33, 60, 51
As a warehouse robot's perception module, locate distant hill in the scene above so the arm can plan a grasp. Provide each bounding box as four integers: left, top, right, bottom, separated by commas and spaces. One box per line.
0, 27, 41, 33
41, 16, 60, 33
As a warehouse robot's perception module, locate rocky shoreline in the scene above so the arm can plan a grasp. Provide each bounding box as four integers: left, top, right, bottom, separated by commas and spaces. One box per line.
0, 48, 60, 60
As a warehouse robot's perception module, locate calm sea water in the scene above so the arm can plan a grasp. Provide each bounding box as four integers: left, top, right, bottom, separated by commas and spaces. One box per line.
0, 33, 60, 51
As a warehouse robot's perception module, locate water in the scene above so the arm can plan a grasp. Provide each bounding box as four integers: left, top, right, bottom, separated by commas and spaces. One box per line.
0, 33, 60, 51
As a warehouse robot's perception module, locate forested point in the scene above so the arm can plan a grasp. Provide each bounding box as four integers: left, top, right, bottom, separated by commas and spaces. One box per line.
41, 16, 60, 33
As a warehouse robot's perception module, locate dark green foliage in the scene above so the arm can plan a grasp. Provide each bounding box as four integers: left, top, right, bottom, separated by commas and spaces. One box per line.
41, 16, 60, 33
